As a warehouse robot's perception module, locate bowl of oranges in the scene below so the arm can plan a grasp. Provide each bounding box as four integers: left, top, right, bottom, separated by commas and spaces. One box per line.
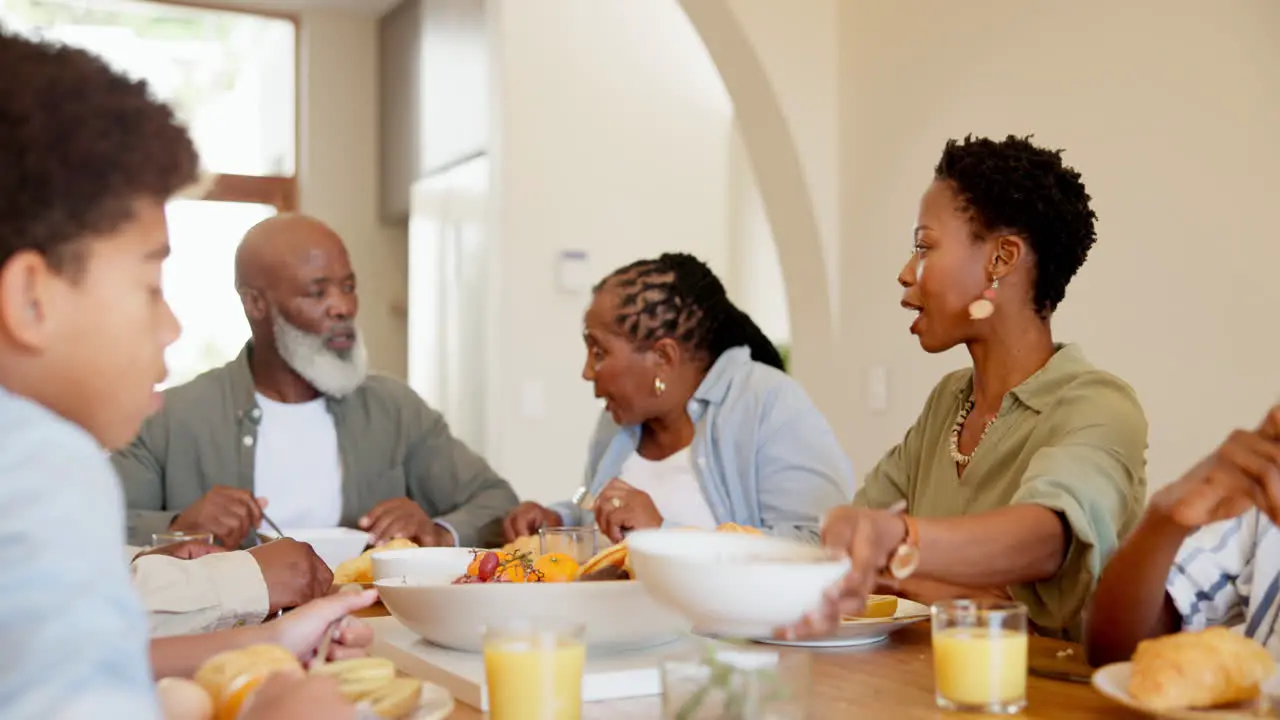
372, 541, 689, 653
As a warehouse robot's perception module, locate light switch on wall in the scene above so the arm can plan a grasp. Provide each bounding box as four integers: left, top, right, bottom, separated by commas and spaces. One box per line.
867, 365, 888, 413
555, 250, 592, 293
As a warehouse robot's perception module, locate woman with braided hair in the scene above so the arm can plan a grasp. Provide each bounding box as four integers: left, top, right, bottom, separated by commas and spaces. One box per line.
502, 253, 852, 544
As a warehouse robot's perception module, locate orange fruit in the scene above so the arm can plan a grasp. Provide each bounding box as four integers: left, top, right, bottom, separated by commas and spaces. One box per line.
532, 553, 580, 583
217, 672, 268, 720
497, 559, 527, 583
466, 552, 482, 577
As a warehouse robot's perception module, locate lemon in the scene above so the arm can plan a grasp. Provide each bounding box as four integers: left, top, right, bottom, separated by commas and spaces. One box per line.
845, 594, 898, 621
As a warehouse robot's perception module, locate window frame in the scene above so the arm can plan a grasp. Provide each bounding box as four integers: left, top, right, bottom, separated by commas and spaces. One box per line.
147, 0, 301, 212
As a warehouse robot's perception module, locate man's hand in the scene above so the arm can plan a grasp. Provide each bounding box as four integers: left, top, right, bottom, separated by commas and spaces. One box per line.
1150, 409, 1280, 531
593, 479, 663, 543
358, 498, 452, 547
248, 539, 334, 614
169, 485, 266, 548
133, 540, 227, 562
503, 502, 563, 542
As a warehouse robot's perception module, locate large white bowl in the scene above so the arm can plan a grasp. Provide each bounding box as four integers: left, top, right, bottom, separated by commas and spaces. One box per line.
372, 547, 690, 652
272, 527, 371, 569
626, 528, 849, 639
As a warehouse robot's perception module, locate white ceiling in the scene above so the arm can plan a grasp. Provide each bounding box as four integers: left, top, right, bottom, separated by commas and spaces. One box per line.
201, 0, 402, 16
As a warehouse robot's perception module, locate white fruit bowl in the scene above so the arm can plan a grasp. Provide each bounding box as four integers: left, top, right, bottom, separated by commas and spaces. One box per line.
372, 547, 690, 653
625, 528, 849, 639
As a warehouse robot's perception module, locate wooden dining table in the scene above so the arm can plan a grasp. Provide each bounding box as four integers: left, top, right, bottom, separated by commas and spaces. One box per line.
355, 603, 1145, 719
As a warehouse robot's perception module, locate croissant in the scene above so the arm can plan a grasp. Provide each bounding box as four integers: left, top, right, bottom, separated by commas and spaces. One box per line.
1128, 626, 1275, 710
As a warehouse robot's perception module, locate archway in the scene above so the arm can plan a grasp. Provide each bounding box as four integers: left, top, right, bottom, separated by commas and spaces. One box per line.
677, 0, 836, 383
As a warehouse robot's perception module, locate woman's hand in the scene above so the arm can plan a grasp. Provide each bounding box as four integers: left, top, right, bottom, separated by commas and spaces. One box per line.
264, 588, 378, 665
776, 505, 905, 640
594, 479, 663, 543
503, 502, 563, 542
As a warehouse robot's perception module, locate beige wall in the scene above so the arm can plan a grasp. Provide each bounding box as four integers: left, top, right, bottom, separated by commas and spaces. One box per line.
712, 0, 1280, 490
724, 0, 840, 318
838, 0, 1280, 490
726, 123, 789, 344
487, 0, 736, 501
297, 9, 409, 379
302, 0, 1280, 502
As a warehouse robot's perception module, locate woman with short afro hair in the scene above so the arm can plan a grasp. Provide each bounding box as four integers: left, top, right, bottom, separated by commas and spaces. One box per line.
783, 135, 1148, 642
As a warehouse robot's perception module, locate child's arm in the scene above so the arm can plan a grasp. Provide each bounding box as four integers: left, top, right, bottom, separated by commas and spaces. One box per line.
1084, 508, 1190, 666
150, 589, 378, 679
150, 624, 272, 679
1085, 414, 1280, 666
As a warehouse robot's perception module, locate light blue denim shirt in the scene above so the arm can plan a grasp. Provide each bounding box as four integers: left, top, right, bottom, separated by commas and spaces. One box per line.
0, 387, 158, 719
550, 346, 854, 543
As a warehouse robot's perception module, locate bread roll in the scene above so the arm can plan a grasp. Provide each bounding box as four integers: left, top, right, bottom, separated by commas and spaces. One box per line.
194, 644, 302, 720
1128, 626, 1275, 710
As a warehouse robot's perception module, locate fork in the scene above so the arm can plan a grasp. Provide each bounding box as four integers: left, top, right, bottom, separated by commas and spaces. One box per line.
260, 511, 287, 540
311, 584, 365, 669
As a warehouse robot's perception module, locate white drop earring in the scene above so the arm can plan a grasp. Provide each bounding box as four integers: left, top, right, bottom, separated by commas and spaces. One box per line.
968, 279, 998, 320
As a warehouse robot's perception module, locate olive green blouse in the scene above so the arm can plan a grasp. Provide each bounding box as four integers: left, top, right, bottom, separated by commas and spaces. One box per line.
854, 344, 1148, 640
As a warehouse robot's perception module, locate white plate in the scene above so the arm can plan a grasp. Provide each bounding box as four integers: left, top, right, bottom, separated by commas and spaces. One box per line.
754, 598, 931, 648
356, 682, 454, 720
1092, 662, 1274, 719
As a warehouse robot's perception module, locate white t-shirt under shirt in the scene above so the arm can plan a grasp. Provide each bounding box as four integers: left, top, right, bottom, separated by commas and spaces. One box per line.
618, 447, 718, 529
253, 393, 343, 530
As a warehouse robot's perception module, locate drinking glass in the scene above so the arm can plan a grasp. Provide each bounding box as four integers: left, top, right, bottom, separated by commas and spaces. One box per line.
483, 618, 586, 720
151, 531, 215, 548
661, 646, 810, 719
931, 599, 1029, 714
539, 526, 600, 564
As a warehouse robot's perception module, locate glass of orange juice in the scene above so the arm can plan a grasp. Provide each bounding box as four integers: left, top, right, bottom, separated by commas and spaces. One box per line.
483, 618, 586, 720
931, 599, 1029, 714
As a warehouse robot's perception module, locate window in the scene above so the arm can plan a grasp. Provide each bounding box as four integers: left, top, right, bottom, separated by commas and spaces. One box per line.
161, 200, 274, 388
0, 0, 296, 177
1, 0, 299, 383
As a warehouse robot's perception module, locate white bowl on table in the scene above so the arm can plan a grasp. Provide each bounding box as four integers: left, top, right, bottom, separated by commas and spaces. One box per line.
372, 547, 690, 652
266, 527, 371, 570
372, 546, 477, 584
625, 528, 849, 639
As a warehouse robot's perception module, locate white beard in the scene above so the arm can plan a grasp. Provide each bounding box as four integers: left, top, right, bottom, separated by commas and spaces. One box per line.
271, 311, 369, 397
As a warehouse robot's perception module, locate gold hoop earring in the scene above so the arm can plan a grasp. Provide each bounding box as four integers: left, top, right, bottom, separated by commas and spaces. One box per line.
653, 377, 666, 397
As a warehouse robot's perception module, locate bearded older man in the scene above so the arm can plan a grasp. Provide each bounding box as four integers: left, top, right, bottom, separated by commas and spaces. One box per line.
117, 214, 518, 562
